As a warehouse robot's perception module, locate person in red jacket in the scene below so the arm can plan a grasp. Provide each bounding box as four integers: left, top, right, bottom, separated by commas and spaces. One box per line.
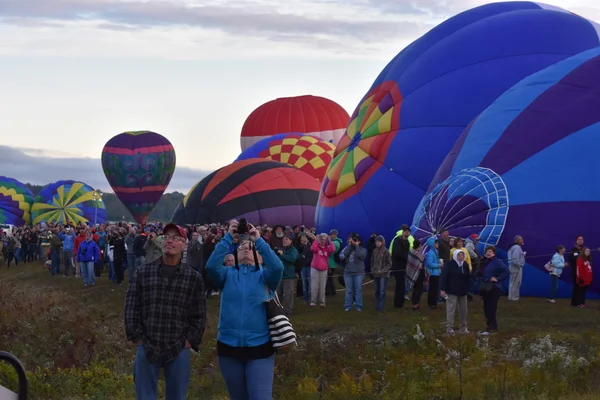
574, 247, 593, 308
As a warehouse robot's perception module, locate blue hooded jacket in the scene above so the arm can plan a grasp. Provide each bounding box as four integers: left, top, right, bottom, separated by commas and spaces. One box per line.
77, 239, 100, 263
207, 233, 283, 348
425, 237, 442, 277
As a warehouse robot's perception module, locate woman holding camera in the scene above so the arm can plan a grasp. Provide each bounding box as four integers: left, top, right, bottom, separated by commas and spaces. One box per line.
340, 235, 367, 312
206, 219, 284, 400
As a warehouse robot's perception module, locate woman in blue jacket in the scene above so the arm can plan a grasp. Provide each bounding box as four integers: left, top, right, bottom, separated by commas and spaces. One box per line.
207, 220, 283, 400
76, 230, 100, 287
425, 237, 442, 309
478, 246, 509, 335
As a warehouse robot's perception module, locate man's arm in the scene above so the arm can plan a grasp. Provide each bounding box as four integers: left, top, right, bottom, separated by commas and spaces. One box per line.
186, 273, 206, 351
124, 270, 144, 343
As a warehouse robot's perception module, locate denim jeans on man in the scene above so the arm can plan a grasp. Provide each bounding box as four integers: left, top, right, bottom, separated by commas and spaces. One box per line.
374, 277, 388, 311
134, 345, 190, 400
14, 247, 21, 265
51, 249, 61, 275
343, 273, 365, 310
301, 266, 311, 303
549, 274, 559, 299
62, 250, 73, 276
218, 355, 275, 400
80, 261, 96, 286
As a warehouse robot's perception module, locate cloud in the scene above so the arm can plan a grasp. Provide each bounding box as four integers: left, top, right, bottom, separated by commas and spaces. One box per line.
0, 145, 209, 193
0, 0, 430, 42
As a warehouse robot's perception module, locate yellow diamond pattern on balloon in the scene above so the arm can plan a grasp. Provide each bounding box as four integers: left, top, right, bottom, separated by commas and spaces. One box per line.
258, 134, 335, 181
322, 81, 402, 199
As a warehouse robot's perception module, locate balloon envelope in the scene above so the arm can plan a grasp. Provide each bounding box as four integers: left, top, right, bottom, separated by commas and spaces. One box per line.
173, 159, 320, 227
316, 1, 600, 242
0, 176, 34, 226
413, 47, 600, 298
236, 133, 335, 182
240, 95, 350, 150
31, 180, 107, 225
101, 131, 176, 224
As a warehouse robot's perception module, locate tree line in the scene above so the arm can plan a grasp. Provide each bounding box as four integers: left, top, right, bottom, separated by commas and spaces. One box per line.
24, 183, 184, 223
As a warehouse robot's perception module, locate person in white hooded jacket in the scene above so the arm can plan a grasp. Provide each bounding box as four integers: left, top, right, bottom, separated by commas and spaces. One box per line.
440, 250, 471, 334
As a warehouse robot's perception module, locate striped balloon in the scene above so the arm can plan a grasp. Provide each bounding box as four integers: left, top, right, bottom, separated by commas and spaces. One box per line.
173, 159, 320, 227
414, 47, 600, 298
0, 176, 34, 226
240, 95, 350, 151
101, 131, 176, 224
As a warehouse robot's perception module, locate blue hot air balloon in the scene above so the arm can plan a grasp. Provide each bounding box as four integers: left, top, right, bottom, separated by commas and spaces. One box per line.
412, 47, 600, 298
316, 1, 600, 243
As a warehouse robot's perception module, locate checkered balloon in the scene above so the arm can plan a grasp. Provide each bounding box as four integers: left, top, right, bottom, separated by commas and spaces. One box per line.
236, 133, 335, 182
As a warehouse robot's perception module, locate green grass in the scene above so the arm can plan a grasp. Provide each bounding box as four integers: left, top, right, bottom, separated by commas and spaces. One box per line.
2, 262, 600, 399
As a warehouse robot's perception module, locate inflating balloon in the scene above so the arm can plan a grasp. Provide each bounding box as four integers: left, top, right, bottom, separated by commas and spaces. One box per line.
31, 180, 107, 225
173, 159, 320, 227
0, 176, 34, 226
316, 1, 600, 243
413, 47, 600, 298
236, 133, 335, 182
101, 131, 176, 224
240, 95, 350, 150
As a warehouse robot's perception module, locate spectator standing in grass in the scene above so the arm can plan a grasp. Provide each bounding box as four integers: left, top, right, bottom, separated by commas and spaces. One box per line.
125, 223, 206, 400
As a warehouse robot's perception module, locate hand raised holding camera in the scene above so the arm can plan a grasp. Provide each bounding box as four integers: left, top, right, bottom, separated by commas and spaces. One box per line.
248, 223, 260, 242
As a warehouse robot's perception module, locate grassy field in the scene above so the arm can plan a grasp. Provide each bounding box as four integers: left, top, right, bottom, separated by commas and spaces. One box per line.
2, 262, 600, 399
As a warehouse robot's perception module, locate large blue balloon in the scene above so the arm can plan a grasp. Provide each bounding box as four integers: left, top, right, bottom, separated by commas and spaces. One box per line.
316, 1, 600, 243
413, 47, 600, 298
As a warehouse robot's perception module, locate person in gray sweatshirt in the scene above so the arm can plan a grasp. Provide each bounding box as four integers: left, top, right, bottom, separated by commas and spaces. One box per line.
340, 234, 368, 312
507, 235, 526, 301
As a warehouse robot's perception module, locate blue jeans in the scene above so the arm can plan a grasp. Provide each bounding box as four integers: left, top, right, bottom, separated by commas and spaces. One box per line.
218, 355, 275, 400
51, 249, 61, 275
374, 277, 388, 311
81, 261, 95, 286
109, 260, 115, 282
134, 346, 190, 400
549, 274, 559, 299
14, 247, 21, 265
301, 266, 311, 303
344, 274, 365, 310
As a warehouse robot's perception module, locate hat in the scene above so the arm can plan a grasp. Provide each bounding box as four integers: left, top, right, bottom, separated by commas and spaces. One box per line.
470, 233, 480, 240
400, 224, 411, 232
375, 235, 385, 242
163, 223, 186, 239
329, 229, 339, 236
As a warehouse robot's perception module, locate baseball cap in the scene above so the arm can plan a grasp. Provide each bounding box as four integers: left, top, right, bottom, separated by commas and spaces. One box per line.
470, 233, 480, 240
163, 223, 186, 239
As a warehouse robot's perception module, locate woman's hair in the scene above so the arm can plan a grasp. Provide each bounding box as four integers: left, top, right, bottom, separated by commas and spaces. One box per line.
578, 247, 592, 262
575, 235, 584, 241
485, 245, 497, 255
454, 237, 463, 248
556, 245, 565, 253
413, 239, 421, 249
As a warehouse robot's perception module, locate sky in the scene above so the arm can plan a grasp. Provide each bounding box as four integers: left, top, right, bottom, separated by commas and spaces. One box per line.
1, 0, 599, 193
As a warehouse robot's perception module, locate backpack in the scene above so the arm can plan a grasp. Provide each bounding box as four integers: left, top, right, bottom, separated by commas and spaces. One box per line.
332, 238, 343, 264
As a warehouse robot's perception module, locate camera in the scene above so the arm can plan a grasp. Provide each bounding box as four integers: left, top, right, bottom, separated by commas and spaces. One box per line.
237, 218, 248, 235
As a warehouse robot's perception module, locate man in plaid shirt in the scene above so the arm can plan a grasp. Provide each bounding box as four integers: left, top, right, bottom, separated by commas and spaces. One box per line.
125, 223, 206, 400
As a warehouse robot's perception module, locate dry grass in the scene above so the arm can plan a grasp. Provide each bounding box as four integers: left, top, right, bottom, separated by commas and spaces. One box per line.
1, 263, 600, 399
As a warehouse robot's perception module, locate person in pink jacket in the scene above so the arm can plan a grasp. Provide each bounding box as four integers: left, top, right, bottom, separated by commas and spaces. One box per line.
310, 233, 336, 307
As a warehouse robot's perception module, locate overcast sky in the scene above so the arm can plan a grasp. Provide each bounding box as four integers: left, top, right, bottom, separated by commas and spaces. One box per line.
1, 0, 599, 192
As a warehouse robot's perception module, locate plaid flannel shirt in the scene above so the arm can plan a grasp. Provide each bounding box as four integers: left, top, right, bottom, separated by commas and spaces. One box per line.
124, 257, 206, 365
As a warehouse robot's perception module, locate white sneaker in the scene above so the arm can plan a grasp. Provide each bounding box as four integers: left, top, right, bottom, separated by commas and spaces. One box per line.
547, 299, 556, 303
459, 329, 470, 334
447, 329, 455, 335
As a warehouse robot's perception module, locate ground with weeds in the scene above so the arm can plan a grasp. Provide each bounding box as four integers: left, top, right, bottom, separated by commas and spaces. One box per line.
1, 262, 600, 399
